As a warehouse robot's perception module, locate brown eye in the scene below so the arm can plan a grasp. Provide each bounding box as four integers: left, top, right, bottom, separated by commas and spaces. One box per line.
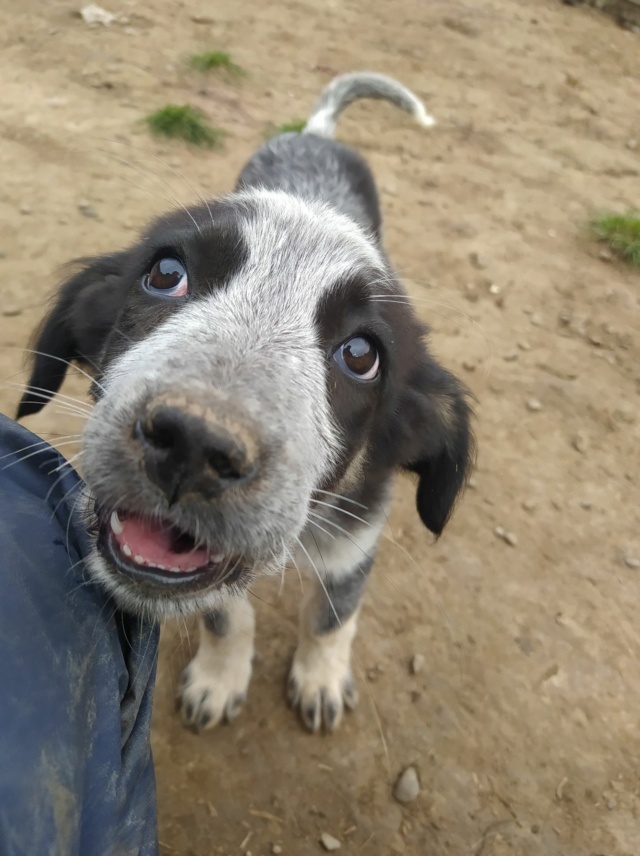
143, 257, 188, 297
334, 336, 380, 381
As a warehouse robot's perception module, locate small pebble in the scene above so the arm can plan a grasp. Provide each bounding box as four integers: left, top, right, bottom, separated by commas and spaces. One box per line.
572, 431, 589, 454
272, 847, 282, 855
579, 500, 592, 510
518, 340, 531, 351
462, 359, 476, 372
1, 305, 22, 317
78, 201, 99, 219
489, 283, 500, 294
467, 476, 478, 489
495, 527, 517, 546
503, 349, 518, 361
522, 499, 537, 512
527, 398, 542, 412
626, 138, 638, 151
599, 249, 613, 262
464, 282, 479, 303
320, 832, 341, 851
530, 313, 543, 327
19, 204, 32, 215
624, 556, 640, 569
394, 766, 420, 804
469, 250, 487, 269
410, 653, 425, 675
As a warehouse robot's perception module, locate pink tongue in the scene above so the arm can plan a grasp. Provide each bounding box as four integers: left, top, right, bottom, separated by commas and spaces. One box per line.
114, 516, 210, 572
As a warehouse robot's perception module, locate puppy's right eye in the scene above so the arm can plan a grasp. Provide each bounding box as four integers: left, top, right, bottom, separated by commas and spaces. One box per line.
143, 257, 188, 297
333, 336, 380, 381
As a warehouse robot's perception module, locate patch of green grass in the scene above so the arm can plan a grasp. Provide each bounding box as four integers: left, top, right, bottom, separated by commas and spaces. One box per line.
188, 50, 245, 79
592, 211, 640, 267
265, 119, 306, 139
145, 105, 225, 149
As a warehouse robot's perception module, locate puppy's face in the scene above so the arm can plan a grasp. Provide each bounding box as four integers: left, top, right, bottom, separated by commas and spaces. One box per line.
20, 189, 473, 618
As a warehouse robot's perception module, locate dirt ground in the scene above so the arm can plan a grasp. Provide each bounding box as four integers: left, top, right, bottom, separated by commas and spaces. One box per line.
1, 0, 639, 853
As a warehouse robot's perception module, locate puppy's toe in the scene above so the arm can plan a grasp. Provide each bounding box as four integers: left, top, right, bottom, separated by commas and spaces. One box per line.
178, 654, 251, 732
288, 657, 356, 733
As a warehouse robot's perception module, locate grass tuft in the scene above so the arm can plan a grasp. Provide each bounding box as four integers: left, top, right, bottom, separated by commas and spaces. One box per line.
265, 119, 306, 139
592, 211, 640, 267
188, 50, 245, 79
145, 105, 225, 149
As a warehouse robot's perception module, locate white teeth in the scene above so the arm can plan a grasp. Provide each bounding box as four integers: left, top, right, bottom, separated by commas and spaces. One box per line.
210, 553, 225, 564
134, 554, 145, 565
169, 566, 181, 573
122, 544, 132, 557
110, 510, 123, 535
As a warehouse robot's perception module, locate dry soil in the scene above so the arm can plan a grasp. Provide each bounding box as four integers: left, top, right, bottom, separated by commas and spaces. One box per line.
1, 1, 639, 854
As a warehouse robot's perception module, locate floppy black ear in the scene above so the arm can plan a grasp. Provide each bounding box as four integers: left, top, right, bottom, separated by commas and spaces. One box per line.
400, 359, 475, 537
17, 253, 127, 419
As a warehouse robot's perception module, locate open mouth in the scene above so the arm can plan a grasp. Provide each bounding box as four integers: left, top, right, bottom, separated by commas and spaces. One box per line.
97, 508, 243, 587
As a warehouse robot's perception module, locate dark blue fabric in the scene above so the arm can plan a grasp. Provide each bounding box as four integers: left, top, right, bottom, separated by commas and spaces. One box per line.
0, 414, 160, 856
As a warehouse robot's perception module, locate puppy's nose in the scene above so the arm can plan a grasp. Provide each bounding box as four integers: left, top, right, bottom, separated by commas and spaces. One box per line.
134, 405, 257, 503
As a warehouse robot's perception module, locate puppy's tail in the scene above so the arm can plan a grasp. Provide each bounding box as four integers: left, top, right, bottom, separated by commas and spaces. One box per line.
303, 71, 435, 139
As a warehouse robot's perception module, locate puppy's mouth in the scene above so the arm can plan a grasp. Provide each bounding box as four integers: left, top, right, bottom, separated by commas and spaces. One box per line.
96, 508, 243, 588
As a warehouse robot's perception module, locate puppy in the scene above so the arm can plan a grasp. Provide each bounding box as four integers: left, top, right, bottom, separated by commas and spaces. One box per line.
19, 72, 474, 733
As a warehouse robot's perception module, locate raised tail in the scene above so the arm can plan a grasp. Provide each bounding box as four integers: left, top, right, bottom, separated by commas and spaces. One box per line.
303, 71, 435, 139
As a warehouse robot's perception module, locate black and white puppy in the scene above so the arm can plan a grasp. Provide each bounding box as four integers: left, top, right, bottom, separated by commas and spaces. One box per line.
19, 72, 474, 733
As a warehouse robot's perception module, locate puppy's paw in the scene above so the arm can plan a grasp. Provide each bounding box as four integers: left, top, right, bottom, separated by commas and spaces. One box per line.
287, 644, 358, 733
178, 644, 252, 732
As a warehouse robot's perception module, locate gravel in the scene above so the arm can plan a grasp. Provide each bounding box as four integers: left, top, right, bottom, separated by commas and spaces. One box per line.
320, 832, 341, 851
572, 431, 589, 454
410, 653, 425, 675
495, 526, 518, 546
394, 766, 420, 803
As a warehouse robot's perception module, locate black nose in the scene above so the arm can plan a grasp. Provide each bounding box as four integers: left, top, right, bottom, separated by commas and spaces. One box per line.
135, 405, 257, 504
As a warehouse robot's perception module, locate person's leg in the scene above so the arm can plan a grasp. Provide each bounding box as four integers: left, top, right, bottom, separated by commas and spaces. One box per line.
0, 414, 160, 856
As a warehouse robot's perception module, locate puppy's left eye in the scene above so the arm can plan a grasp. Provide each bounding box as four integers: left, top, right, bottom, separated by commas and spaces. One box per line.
143, 257, 188, 297
333, 336, 380, 381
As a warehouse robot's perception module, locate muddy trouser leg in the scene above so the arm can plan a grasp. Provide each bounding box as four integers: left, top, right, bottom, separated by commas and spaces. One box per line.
0, 414, 160, 856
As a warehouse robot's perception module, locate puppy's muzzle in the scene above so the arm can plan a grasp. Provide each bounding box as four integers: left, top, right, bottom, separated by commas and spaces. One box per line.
134, 396, 259, 504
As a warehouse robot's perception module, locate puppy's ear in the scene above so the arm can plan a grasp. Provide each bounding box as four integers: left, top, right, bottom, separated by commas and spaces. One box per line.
399, 357, 474, 537
17, 253, 127, 419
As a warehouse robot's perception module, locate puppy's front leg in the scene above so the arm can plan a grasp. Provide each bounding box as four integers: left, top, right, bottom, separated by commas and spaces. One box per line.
288, 554, 374, 732
179, 595, 255, 731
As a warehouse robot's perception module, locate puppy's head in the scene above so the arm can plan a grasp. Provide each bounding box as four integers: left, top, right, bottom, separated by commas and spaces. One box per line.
20, 190, 473, 618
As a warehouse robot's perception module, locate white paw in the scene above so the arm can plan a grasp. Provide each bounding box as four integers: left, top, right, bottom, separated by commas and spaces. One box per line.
287, 642, 358, 733
178, 641, 253, 732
